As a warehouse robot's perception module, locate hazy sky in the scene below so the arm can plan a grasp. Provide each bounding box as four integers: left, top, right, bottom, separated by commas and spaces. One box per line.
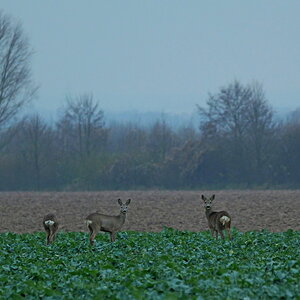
1, 1, 300, 116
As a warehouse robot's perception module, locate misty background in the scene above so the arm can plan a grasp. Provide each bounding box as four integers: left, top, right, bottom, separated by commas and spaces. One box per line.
0, 1, 300, 190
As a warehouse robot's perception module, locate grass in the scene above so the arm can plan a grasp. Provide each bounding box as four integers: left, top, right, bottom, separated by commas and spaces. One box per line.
0, 228, 299, 299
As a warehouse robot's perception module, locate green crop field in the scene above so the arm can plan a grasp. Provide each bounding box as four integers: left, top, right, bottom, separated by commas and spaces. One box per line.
0, 229, 299, 299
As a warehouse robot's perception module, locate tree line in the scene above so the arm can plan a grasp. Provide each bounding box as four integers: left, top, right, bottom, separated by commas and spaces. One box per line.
0, 83, 299, 191
0, 11, 300, 190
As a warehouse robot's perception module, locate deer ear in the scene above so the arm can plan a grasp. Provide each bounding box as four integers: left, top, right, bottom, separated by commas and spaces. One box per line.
211, 195, 215, 201
201, 195, 206, 201
126, 199, 131, 205
118, 198, 122, 205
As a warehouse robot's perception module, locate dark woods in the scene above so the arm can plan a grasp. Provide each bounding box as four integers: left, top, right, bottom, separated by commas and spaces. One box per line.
0, 81, 300, 191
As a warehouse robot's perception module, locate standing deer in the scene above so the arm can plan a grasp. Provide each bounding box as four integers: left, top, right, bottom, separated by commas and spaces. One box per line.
201, 194, 231, 240
85, 198, 131, 245
43, 214, 59, 245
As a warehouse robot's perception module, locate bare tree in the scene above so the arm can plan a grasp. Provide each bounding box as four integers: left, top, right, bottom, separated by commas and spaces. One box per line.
20, 114, 53, 189
148, 116, 175, 161
1, 114, 54, 190
0, 11, 37, 127
26, 115, 51, 189
198, 80, 275, 184
198, 81, 252, 181
287, 107, 300, 125
114, 122, 147, 154
246, 82, 276, 182
198, 80, 251, 141
57, 94, 107, 159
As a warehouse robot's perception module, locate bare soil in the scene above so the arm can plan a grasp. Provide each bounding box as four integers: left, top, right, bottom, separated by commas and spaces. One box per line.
0, 190, 299, 233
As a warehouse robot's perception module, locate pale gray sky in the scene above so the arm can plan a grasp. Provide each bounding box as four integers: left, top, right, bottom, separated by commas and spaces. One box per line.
1, 1, 300, 116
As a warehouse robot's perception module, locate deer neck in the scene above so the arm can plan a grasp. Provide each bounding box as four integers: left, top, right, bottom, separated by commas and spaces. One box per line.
117, 212, 127, 225
205, 208, 214, 219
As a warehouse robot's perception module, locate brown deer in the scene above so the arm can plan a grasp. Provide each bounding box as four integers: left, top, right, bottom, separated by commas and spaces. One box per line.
85, 198, 131, 245
201, 194, 231, 240
43, 214, 59, 245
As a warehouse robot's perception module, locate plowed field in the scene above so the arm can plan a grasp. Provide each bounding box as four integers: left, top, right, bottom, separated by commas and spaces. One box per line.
1, 190, 299, 233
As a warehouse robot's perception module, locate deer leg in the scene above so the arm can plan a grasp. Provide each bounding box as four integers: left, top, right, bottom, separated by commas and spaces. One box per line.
210, 228, 214, 238
88, 225, 95, 245
110, 232, 116, 242
226, 226, 231, 240
89, 225, 99, 246
88, 225, 93, 237
45, 228, 50, 245
215, 230, 219, 240
49, 229, 55, 244
52, 225, 58, 241
88, 225, 93, 236
219, 230, 225, 240
89, 231, 97, 245
49, 233, 52, 244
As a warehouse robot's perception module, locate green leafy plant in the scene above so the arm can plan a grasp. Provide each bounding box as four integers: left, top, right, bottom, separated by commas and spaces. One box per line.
0, 229, 299, 299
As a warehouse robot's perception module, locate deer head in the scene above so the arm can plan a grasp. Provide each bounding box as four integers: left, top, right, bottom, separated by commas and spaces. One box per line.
118, 198, 131, 214
201, 194, 215, 210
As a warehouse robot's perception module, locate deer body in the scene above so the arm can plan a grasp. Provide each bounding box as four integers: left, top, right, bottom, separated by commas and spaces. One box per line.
202, 195, 231, 240
43, 214, 59, 245
85, 198, 131, 245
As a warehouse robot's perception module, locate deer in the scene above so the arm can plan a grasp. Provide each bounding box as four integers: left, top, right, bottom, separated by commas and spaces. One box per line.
85, 198, 131, 245
201, 194, 231, 240
43, 214, 59, 245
